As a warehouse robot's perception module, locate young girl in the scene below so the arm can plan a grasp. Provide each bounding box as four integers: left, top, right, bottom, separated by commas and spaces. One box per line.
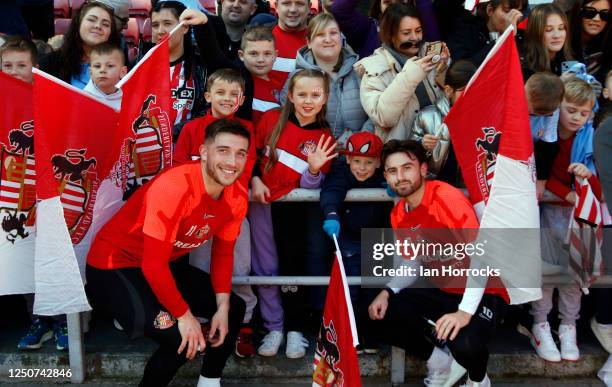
529, 75, 598, 363
521, 3, 574, 80
248, 69, 337, 359
411, 59, 477, 187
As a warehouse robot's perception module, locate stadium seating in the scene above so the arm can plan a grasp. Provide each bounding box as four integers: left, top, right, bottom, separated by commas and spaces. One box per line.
54, 18, 72, 35
124, 17, 140, 46
70, 0, 86, 13
142, 18, 152, 41
54, 0, 70, 18
199, 0, 218, 14
129, 0, 151, 17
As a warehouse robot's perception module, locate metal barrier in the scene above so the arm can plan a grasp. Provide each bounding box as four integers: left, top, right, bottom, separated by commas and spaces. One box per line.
65, 188, 611, 385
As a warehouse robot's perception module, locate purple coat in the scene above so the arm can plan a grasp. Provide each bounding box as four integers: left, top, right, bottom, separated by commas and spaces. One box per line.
331, 0, 440, 58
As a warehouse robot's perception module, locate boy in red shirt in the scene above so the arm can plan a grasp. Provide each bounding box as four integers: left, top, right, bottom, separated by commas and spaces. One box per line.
367, 140, 508, 387
87, 119, 250, 387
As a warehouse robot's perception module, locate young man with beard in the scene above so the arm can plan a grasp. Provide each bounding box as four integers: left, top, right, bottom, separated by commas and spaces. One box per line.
367, 140, 509, 387
86, 119, 250, 387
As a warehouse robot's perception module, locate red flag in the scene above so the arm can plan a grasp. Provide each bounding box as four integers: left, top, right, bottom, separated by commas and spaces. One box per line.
32, 69, 123, 314
0, 72, 36, 295
313, 236, 361, 387
116, 35, 173, 198
444, 27, 541, 305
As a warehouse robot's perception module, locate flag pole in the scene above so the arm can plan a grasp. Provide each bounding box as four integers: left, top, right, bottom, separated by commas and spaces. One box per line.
332, 234, 360, 348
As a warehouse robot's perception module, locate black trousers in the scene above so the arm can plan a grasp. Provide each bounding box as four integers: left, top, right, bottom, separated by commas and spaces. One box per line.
86, 259, 245, 387
368, 287, 506, 381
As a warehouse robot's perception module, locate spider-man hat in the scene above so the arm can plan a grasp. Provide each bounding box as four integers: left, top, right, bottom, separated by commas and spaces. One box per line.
343, 132, 383, 158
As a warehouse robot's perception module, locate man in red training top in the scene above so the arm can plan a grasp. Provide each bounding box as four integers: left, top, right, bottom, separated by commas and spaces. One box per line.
86, 119, 250, 387
367, 140, 508, 387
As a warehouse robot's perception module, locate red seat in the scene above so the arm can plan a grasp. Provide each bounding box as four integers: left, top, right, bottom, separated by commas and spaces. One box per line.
310, 0, 320, 15
70, 0, 86, 13
199, 0, 217, 14
54, 18, 72, 35
124, 17, 140, 46
54, 0, 70, 18
129, 0, 151, 17
142, 18, 152, 41
268, 0, 277, 16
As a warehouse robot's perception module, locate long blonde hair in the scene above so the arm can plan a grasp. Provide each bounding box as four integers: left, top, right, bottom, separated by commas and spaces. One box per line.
525, 4, 574, 73
264, 69, 330, 172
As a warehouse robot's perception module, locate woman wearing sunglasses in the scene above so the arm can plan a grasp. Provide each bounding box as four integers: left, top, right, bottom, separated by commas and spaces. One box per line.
568, 0, 611, 82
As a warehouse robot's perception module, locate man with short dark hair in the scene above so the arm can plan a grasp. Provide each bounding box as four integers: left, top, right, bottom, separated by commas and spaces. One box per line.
220, 0, 257, 52
86, 119, 251, 387
368, 139, 509, 387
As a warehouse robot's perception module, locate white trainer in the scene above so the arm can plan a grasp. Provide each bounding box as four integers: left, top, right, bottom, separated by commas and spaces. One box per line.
285, 331, 309, 359
442, 359, 467, 387
559, 324, 580, 361
424, 347, 452, 387
460, 374, 491, 387
257, 330, 283, 357
530, 322, 561, 362
591, 317, 612, 353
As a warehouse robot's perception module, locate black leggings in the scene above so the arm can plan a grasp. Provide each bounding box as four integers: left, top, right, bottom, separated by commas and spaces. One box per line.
86, 260, 245, 387
367, 288, 506, 382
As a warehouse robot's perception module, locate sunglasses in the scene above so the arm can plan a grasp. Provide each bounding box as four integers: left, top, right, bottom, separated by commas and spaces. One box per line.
580, 6, 610, 21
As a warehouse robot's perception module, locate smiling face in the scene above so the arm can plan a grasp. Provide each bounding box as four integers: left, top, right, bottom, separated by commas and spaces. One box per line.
581, 0, 610, 36
288, 76, 328, 124
308, 19, 342, 64
222, 0, 257, 27
239, 40, 277, 78
277, 0, 310, 31
543, 13, 567, 56
205, 79, 246, 118
384, 151, 427, 198
391, 16, 423, 57
151, 9, 187, 53
200, 132, 249, 187
79, 6, 113, 48
347, 155, 380, 181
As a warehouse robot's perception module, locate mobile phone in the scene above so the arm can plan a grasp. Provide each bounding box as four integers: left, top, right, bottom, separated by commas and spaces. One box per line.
561, 60, 579, 73
425, 41, 442, 64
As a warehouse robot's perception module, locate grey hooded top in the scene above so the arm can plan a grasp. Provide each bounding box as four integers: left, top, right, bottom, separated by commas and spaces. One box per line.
280, 45, 374, 149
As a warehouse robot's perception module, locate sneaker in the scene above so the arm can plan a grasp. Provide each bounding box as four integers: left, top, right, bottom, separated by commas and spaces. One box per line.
286, 331, 309, 359
460, 374, 491, 387
17, 319, 53, 350
258, 330, 283, 357
591, 317, 612, 353
235, 326, 256, 358
113, 318, 124, 331
559, 323, 580, 361
530, 322, 561, 362
442, 359, 467, 387
424, 347, 452, 387
54, 321, 69, 351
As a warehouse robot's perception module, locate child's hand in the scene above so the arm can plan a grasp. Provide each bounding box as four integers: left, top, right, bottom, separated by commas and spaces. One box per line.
565, 191, 577, 205
307, 135, 338, 175
323, 219, 340, 239
536, 179, 547, 201
251, 176, 270, 203
568, 163, 592, 179
179, 9, 208, 26
422, 134, 439, 151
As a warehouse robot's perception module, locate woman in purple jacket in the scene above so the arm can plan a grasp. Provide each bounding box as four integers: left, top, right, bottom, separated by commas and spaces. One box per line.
330, 0, 440, 58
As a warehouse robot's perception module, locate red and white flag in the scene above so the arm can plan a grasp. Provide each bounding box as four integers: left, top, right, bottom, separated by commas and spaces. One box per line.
32, 69, 123, 315
0, 72, 36, 296
568, 176, 611, 290
313, 235, 361, 387
115, 32, 173, 200
444, 27, 541, 304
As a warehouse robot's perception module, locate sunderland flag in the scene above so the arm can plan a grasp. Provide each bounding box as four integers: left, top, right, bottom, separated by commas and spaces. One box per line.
568, 177, 612, 290
32, 69, 123, 315
0, 72, 36, 296
313, 235, 361, 387
444, 26, 541, 304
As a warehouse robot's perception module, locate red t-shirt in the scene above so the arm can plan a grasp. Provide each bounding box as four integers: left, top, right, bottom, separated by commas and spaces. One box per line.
252, 75, 282, 126
256, 109, 334, 201
173, 111, 255, 188
270, 25, 307, 86
390, 180, 509, 302
87, 162, 248, 317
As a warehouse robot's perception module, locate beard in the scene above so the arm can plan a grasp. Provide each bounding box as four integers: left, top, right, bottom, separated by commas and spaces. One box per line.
205, 161, 239, 187
392, 175, 423, 198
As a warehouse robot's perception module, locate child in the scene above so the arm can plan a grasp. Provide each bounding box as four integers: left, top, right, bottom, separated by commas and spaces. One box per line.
319, 131, 392, 353
603, 69, 612, 102
84, 42, 127, 110
1, 36, 69, 352
0, 36, 37, 84
249, 69, 337, 358
525, 72, 565, 200
529, 75, 598, 363
174, 68, 259, 358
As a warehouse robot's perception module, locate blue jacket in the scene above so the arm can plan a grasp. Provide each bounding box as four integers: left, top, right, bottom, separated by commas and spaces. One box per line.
320, 158, 392, 242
